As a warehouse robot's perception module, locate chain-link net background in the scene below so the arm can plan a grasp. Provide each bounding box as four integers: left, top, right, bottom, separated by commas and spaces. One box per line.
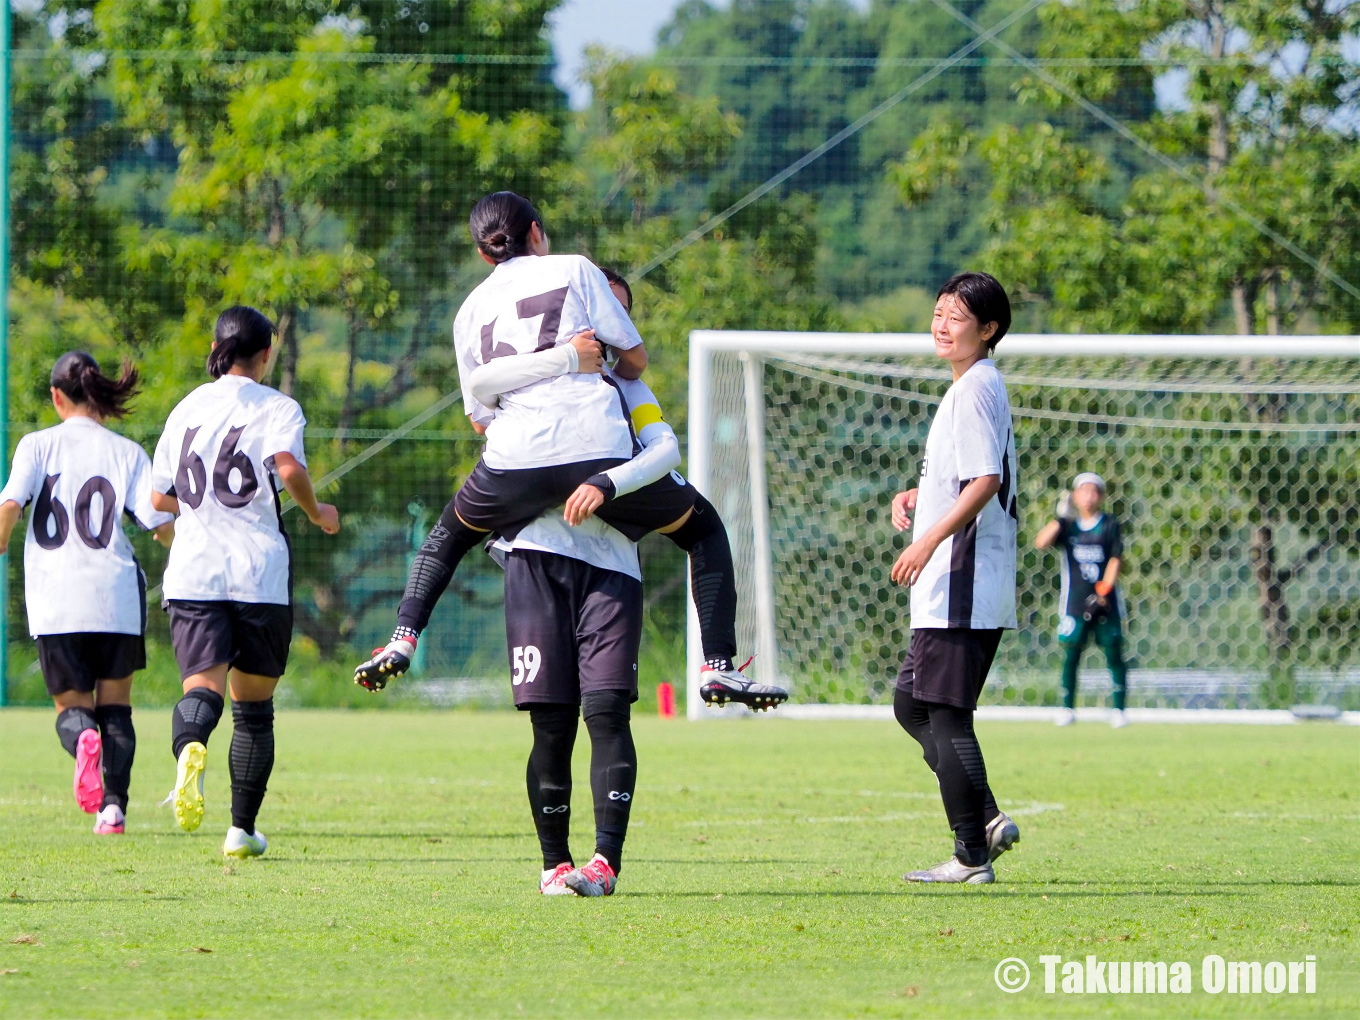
3, 1, 1357, 707
705, 350, 1360, 711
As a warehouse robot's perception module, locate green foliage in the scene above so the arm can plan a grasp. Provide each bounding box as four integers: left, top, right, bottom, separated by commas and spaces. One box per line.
2, 711, 1358, 1017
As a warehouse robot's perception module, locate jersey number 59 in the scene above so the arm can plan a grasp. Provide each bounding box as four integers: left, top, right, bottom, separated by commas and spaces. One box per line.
511, 645, 541, 686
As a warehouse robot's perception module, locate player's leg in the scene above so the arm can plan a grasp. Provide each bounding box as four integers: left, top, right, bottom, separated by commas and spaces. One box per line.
527, 704, 580, 894
166, 602, 231, 832
661, 493, 788, 710
220, 603, 292, 858
503, 551, 585, 894
92, 673, 135, 835
1056, 617, 1088, 726
43, 636, 104, 816
563, 566, 642, 897
1098, 618, 1129, 727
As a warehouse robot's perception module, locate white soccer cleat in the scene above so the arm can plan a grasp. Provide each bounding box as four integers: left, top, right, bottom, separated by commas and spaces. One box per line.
93, 804, 125, 835
540, 862, 577, 896
163, 741, 207, 832
563, 853, 617, 897
903, 857, 995, 884
1110, 709, 1130, 729
986, 811, 1020, 862
223, 826, 268, 859
1054, 708, 1076, 727
699, 667, 788, 711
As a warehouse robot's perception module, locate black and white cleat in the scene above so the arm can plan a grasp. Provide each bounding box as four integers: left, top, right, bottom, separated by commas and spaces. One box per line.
354, 638, 416, 691
699, 665, 789, 711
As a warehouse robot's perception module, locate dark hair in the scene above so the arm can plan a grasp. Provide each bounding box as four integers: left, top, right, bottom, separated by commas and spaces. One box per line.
598, 266, 633, 313
937, 272, 1012, 350
469, 191, 543, 263
50, 351, 140, 420
208, 305, 275, 378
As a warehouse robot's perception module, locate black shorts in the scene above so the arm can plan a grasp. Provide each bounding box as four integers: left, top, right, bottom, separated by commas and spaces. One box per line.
454, 458, 697, 542
503, 551, 642, 708
166, 600, 293, 680
896, 627, 1004, 711
36, 633, 146, 696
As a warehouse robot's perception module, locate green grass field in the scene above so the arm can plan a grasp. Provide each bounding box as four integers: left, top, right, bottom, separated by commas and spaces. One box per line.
1, 710, 1356, 1018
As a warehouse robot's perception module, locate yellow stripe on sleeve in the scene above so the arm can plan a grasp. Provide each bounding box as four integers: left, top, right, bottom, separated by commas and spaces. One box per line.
631, 403, 665, 432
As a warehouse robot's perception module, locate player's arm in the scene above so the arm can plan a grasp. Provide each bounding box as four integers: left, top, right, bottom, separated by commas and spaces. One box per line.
611, 343, 647, 380
272, 452, 340, 534
1035, 491, 1073, 548
891, 474, 1001, 586
0, 500, 22, 555
1101, 556, 1121, 588
564, 419, 680, 525
467, 331, 605, 408
151, 491, 179, 514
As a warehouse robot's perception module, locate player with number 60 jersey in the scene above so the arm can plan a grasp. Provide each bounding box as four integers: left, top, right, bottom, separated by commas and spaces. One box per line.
151, 306, 340, 860
0, 352, 174, 836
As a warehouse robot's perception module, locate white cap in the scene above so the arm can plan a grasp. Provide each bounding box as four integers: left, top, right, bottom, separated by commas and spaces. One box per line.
1073, 472, 1106, 492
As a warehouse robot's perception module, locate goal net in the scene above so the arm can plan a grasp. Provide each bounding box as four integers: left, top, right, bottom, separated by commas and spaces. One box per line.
687, 332, 1360, 718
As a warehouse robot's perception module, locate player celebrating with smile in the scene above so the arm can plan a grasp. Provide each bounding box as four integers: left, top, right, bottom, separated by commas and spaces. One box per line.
151, 307, 340, 858
0, 353, 174, 835
890, 272, 1021, 885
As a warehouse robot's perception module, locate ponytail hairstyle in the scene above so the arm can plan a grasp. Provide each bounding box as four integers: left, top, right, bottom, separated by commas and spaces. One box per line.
208, 305, 275, 379
597, 266, 633, 314
50, 351, 139, 420
469, 191, 544, 264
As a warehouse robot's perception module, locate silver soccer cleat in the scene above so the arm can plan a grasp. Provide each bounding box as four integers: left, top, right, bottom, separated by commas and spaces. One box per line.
903, 857, 995, 884
986, 811, 1020, 862
699, 667, 789, 711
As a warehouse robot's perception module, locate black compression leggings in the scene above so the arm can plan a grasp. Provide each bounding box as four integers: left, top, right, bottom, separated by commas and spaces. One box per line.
894, 684, 998, 866
664, 494, 738, 664
395, 500, 486, 635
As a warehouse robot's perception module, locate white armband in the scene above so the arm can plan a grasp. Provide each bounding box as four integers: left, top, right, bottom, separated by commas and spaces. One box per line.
468, 344, 580, 409
604, 424, 682, 497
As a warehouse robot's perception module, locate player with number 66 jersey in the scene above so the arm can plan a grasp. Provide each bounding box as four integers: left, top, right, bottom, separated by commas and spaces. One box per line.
150, 306, 339, 860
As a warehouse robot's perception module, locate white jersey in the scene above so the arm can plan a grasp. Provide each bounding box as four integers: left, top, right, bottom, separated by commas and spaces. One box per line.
0, 417, 173, 636
489, 513, 641, 582
454, 254, 642, 470
910, 359, 1018, 630
151, 375, 307, 605
611, 374, 671, 448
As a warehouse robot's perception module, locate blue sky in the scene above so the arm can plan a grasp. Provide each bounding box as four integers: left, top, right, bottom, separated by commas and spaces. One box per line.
549, 0, 689, 107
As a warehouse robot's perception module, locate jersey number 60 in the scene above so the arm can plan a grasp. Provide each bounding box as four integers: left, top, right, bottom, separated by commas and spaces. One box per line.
33, 473, 118, 551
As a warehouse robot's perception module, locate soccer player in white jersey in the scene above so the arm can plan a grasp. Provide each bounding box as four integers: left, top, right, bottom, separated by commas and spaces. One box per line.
0, 353, 174, 835
452, 264, 786, 709
150, 306, 340, 859
485, 511, 645, 896
889, 273, 1021, 884
354, 194, 772, 706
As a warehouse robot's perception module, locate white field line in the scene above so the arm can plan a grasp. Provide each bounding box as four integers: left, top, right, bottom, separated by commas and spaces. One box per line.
733, 705, 1360, 725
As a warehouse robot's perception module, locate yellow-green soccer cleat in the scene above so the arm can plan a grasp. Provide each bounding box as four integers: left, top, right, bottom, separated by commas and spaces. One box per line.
222, 826, 268, 859
167, 741, 207, 832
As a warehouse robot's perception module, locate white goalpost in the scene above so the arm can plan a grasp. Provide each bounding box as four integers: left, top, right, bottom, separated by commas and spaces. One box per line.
686, 331, 1360, 723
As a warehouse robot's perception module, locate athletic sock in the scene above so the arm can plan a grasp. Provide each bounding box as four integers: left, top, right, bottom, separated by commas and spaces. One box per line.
582, 690, 636, 875
1105, 638, 1128, 711
526, 704, 579, 869
229, 699, 275, 833
56, 706, 98, 759
395, 501, 487, 635
172, 688, 225, 759
664, 494, 738, 664
95, 704, 135, 811
926, 702, 990, 866
1060, 642, 1082, 709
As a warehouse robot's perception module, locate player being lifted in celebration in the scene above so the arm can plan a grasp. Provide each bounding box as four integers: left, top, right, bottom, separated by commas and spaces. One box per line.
459, 264, 770, 709
0, 353, 174, 835
150, 307, 340, 858
1035, 473, 1128, 728
354, 192, 784, 709
889, 273, 1021, 884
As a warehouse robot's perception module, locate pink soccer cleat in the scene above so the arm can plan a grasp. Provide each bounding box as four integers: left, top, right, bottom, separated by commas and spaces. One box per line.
74, 729, 103, 814
563, 854, 617, 897
540, 862, 576, 896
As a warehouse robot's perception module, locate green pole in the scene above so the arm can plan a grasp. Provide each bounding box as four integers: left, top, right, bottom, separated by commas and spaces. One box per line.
0, 3, 11, 707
